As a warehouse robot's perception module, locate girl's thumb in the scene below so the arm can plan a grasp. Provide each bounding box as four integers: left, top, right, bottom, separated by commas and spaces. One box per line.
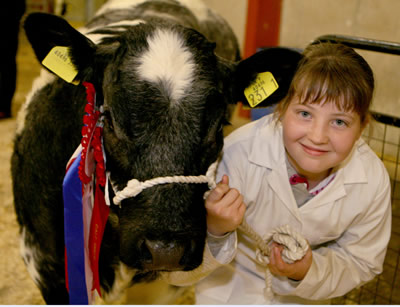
221, 174, 229, 185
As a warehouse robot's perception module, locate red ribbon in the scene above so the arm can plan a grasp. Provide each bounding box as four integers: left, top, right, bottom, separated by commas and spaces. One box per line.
89, 182, 109, 295
80, 82, 109, 297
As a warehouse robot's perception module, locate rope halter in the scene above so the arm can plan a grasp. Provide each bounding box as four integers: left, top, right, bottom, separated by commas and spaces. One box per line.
112, 160, 218, 205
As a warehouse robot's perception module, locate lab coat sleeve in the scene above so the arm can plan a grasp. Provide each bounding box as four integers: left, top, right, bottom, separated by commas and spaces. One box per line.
208, 231, 238, 263
272, 169, 392, 299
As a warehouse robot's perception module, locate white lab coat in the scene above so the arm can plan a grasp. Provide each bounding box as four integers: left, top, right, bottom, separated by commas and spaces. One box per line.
162, 114, 392, 304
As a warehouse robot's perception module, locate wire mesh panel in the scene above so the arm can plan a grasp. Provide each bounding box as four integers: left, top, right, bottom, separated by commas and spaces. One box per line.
332, 111, 400, 304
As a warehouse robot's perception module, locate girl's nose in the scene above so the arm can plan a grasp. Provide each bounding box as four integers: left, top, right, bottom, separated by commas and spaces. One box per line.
308, 121, 329, 144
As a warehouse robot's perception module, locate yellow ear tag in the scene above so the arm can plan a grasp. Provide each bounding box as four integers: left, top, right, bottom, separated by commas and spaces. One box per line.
42, 46, 79, 85
244, 71, 279, 108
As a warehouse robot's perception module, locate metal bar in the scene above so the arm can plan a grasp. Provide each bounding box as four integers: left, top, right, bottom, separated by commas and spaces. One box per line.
371, 111, 400, 128
311, 34, 400, 55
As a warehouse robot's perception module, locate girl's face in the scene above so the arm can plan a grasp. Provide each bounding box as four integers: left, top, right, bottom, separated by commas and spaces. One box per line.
281, 98, 364, 182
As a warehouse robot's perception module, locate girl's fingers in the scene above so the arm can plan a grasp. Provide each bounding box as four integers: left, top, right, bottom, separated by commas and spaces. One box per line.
207, 182, 230, 202
222, 188, 242, 207
269, 244, 286, 273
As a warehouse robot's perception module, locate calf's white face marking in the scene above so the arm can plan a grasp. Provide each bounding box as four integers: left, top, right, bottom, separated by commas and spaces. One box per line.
137, 28, 195, 104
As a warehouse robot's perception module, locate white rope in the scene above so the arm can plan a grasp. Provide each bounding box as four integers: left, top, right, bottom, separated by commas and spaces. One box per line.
112, 160, 218, 205
238, 221, 309, 302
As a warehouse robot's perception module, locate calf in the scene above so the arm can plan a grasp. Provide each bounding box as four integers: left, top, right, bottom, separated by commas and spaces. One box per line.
12, 0, 301, 304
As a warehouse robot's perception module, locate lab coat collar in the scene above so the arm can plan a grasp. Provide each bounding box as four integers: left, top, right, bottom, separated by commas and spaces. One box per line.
248, 116, 286, 170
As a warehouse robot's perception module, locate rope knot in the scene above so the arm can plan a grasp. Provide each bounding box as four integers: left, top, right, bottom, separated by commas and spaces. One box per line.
112, 179, 142, 204
239, 221, 309, 303
126, 179, 143, 197
255, 248, 270, 266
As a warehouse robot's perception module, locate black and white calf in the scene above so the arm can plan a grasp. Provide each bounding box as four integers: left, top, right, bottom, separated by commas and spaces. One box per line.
12, 0, 301, 304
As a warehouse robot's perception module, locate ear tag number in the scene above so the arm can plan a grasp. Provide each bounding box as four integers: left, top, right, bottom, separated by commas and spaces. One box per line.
244, 71, 279, 108
42, 46, 79, 85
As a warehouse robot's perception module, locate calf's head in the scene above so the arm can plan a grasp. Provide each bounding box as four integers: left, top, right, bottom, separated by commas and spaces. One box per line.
24, 12, 301, 274
92, 23, 233, 272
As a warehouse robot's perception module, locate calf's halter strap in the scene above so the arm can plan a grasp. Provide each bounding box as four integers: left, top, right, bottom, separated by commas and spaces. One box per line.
112, 160, 218, 205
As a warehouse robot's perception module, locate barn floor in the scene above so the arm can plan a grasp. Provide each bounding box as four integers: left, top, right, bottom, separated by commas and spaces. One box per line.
0, 31, 45, 305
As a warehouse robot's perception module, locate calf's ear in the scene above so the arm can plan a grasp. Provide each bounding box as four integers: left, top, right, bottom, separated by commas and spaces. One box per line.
24, 12, 96, 83
232, 47, 302, 108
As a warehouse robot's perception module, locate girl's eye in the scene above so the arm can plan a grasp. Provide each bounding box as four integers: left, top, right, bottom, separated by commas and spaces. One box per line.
333, 119, 347, 127
299, 111, 311, 118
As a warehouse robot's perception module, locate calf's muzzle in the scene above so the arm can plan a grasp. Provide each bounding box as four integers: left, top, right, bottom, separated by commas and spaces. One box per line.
142, 238, 186, 271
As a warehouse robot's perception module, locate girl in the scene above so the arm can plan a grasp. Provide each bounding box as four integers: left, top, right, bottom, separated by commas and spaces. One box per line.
162, 42, 392, 304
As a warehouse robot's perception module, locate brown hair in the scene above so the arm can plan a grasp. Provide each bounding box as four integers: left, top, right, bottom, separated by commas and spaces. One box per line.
274, 42, 374, 125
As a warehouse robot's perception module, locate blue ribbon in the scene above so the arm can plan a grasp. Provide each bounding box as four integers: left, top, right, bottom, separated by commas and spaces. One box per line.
63, 154, 89, 305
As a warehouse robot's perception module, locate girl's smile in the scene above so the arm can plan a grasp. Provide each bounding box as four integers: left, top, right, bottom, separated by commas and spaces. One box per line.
300, 143, 329, 157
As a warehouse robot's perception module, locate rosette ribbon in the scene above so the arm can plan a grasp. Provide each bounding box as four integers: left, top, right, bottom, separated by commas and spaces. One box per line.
63, 82, 109, 304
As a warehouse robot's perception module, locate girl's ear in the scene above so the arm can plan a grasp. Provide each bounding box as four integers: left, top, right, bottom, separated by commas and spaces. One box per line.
232, 47, 302, 108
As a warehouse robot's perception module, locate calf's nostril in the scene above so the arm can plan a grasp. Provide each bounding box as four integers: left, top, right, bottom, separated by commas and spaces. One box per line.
140, 240, 153, 264
143, 239, 185, 270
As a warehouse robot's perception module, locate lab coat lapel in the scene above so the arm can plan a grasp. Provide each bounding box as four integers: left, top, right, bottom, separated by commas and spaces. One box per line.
248, 118, 302, 220
266, 168, 302, 220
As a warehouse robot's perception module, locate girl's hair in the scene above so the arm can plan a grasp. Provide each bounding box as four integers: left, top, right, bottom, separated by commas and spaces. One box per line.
274, 42, 374, 124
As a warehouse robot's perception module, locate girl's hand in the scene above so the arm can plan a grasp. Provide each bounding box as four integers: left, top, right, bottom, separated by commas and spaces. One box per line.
205, 175, 246, 236
268, 242, 313, 281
